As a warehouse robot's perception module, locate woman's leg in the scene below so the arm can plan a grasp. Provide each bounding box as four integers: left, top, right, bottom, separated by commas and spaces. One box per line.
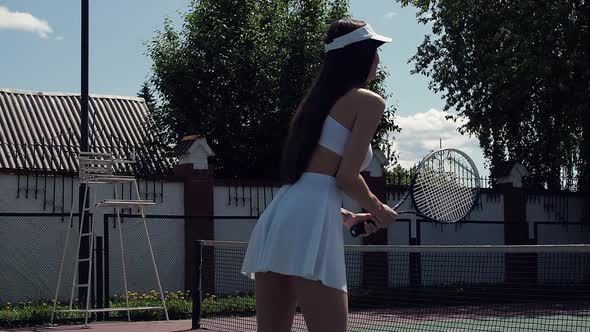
292, 277, 348, 332
255, 272, 298, 332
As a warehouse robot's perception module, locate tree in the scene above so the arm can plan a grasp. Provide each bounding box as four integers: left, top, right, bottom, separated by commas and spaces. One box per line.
385, 164, 416, 186
137, 81, 163, 150
147, 0, 399, 179
138, 81, 157, 113
135, 81, 176, 174
399, 0, 590, 191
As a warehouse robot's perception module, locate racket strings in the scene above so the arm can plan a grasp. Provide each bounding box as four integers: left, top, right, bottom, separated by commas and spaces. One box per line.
443, 183, 476, 221
436, 169, 476, 220
413, 169, 455, 221
415, 176, 471, 222
413, 162, 478, 222
433, 170, 475, 221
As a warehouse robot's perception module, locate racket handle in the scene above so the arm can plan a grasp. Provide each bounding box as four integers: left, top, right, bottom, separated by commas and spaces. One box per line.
350, 221, 376, 237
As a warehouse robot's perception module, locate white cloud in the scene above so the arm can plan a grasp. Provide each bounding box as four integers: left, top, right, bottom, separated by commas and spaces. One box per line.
390, 108, 488, 173
384, 11, 398, 20
0, 6, 53, 38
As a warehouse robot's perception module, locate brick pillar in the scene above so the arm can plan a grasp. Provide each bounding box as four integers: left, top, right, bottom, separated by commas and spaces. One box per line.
362, 172, 388, 289
172, 135, 216, 296
499, 183, 529, 244
498, 180, 536, 288
175, 163, 215, 293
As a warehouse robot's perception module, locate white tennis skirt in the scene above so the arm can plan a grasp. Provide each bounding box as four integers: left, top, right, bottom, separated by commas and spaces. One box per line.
241, 172, 347, 293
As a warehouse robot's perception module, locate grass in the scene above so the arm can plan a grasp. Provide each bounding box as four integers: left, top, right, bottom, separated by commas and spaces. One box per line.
0, 289, 253, 328
0, 290, 258, 328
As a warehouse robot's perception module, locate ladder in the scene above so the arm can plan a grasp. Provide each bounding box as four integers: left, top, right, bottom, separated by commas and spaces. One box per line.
50, 152, 169, 326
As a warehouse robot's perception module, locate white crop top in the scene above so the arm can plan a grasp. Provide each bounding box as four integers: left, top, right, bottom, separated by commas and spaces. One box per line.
318, 115, 373, 171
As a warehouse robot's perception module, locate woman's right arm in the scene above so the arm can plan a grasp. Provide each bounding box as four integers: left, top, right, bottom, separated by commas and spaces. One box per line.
335, 90, 397, 226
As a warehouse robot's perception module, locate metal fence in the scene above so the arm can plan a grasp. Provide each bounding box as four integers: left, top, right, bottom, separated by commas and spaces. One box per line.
0, 213, 80, 305
384, 169, 494, 189
2, 213, 588, 308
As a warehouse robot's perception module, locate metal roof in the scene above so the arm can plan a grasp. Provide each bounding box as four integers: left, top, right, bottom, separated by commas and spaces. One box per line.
0, 88, 174, 175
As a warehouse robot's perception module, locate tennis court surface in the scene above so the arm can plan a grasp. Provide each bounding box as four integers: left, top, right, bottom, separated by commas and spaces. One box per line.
194, 241, 590, 331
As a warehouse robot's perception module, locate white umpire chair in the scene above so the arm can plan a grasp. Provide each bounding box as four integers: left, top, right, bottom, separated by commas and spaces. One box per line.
50, 151, 169, 326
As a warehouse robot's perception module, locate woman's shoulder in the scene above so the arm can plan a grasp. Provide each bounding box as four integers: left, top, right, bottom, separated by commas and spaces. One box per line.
342, 88, 386, 113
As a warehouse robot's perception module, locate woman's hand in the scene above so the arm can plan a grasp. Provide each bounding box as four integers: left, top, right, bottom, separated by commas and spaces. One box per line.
343, 212, 380, 237
372, 203, 398, 228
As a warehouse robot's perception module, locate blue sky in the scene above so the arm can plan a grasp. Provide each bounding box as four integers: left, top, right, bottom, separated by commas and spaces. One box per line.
0, 0, 488, 173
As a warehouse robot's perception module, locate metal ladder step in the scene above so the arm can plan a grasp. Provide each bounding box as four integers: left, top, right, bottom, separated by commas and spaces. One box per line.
85, 176, 137, 184
96, 199, 155, 209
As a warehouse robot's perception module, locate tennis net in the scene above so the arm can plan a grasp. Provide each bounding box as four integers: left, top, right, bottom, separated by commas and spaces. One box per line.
191, 241, 590, 331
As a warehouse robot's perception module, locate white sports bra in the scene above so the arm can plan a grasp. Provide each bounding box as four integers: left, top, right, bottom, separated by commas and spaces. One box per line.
318, 115, 373, 171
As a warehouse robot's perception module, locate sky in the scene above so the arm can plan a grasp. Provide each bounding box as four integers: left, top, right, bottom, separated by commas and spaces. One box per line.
0, 0, 488, 174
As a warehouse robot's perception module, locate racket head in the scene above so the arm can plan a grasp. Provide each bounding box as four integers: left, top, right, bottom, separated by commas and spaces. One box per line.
409, 148, 481, 223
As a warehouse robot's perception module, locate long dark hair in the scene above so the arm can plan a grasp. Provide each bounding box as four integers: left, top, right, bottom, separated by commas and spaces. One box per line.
280, 18, 382, 183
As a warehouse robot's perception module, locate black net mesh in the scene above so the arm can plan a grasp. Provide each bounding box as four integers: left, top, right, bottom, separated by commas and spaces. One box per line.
196, 242, 590, 332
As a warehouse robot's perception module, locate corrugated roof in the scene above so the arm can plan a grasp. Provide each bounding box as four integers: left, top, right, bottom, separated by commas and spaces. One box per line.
0, 88, 174, 175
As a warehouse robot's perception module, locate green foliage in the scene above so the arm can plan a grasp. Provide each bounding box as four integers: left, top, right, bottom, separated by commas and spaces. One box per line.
201, 293, 255, 317
138, 81, 157, 113
135, 82, 175, 174
147, 0, 399, 179
369, 65, 401, 167
384, 164, 416, 186
399, 0, 590, 191
0, 290, 252, 327
0, 301, 56, 327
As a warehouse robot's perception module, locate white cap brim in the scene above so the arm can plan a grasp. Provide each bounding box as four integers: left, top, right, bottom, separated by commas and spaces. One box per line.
325, 23, 391, 52
371, 34, 392, 44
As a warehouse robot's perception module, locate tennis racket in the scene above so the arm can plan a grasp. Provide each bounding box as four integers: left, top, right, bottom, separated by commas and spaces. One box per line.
350, 148, 481, 237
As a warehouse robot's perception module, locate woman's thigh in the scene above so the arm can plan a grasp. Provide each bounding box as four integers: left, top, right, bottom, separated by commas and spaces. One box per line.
292, 277, 348, 332
255, 272, 298, 332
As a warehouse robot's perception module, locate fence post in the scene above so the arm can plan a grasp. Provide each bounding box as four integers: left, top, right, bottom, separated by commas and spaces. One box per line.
409, 221, 421, 288
103, 214, 110, 320
494, 161, 536, 287
361, 170, 388, 289
96, 236, 104, 320
191, 240, 203, 330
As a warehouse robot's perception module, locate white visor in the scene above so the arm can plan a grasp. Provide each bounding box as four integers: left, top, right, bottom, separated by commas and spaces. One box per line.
325, 23, 392, 52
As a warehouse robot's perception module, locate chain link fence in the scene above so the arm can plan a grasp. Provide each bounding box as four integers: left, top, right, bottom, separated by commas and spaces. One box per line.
0, 213, 80, 305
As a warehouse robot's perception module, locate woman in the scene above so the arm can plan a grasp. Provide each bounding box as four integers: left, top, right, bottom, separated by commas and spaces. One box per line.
241, 18, 397, 332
